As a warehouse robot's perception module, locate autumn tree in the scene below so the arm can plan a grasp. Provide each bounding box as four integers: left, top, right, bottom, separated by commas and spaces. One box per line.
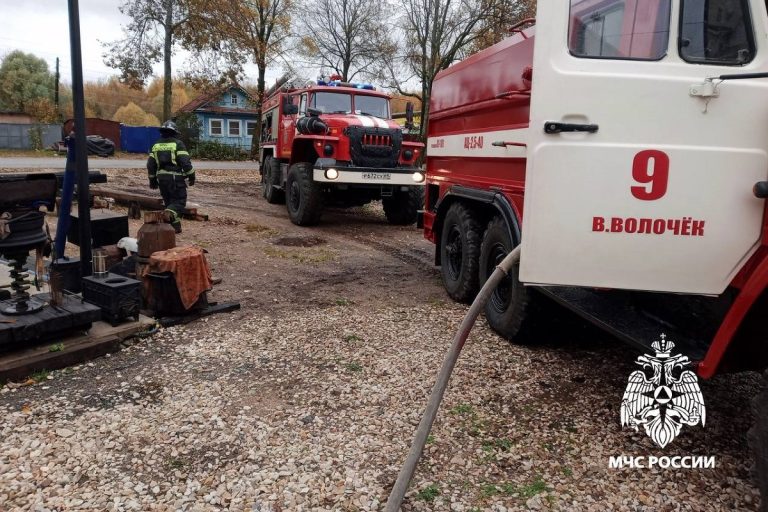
0, 51, 53, 112
113, 101, 161, 126
297, 0, 394, 82
381, 0, 504, 139
103, 0, 192, 121
468, 0, 536, 55
187, 0, 293, 159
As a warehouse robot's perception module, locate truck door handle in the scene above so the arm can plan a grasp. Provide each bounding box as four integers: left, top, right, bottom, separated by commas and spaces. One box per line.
544, 122, 599, 134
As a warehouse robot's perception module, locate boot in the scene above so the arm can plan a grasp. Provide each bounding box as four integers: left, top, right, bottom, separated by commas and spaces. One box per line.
172, 222, 182, 234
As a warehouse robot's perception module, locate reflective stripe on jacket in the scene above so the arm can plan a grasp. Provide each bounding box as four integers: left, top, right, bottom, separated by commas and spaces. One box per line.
147, 137, 194, 178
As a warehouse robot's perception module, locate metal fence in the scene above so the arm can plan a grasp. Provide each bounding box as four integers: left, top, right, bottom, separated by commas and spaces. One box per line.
0, 123, 60, 150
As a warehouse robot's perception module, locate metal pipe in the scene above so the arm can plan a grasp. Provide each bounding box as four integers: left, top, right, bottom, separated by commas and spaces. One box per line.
384, 246, 522, 511
67, 0, 92, 277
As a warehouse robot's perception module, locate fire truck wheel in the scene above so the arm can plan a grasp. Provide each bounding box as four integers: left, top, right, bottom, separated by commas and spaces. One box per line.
439, 202, 481, 303
262, 156, 285, 204
479, 216, 539, 343
286, 162, 324, 226
383, 187, 424, 225
748, 369, 768, 511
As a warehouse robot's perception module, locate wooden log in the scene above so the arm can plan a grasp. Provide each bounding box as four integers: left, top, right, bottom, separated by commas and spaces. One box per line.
91, 186, 209, 221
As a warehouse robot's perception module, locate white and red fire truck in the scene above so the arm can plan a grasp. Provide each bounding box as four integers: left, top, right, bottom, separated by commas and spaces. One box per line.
259, 78, 425, 226
422, 0, 768, 498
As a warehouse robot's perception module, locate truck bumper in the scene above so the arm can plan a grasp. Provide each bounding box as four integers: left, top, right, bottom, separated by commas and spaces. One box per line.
313, 166, 425, 187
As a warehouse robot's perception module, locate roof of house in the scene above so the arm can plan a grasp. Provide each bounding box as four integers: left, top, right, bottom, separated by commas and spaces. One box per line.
176, 84, 259, 115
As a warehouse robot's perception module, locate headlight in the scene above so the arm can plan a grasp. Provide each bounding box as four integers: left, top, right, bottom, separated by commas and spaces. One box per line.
412, 172, 425, 183
325, 168, 339, 180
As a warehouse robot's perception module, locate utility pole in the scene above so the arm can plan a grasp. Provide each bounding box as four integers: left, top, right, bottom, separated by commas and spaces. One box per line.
54, 57, 60, 118
67, 0, 92, 278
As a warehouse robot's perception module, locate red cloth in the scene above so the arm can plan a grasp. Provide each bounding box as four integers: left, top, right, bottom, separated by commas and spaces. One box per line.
142, 245, 212, 310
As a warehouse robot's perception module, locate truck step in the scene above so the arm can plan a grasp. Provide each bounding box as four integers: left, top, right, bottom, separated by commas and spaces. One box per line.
537, 286, 710, 361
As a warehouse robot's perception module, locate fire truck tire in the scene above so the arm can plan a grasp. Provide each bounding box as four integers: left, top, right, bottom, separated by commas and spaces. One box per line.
383, 187, 423, 225
748, 369, 768, 511
479, 216, 539, 343
439, 203, 481, 303
262, 156, 285, 204
286, 162, 324, 225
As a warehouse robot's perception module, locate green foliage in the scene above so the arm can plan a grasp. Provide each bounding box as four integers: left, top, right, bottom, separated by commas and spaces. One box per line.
190, 139, 248, 161
174, 111, 202, 148
28, 126, 43, 151
49, 343, 65, 353
30, 369, 49, 382
0, 50, 53, 112
416, 484, 439, 502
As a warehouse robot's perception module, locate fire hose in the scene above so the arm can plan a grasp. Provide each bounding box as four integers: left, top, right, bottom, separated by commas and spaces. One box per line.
384, 245, 522, 511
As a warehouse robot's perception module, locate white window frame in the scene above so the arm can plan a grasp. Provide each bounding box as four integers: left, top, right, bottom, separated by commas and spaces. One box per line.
209, 118, 223, 137
228, 119, 241, 137
246, 120, 257, 136
231, 93, 238, 105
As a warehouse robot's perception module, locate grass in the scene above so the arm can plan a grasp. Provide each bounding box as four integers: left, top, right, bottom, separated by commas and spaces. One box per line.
344, 362, 363, 373
335, 298, 352, 306
343, 334, 363, 343
416, 484, 440, 502
451, 404, 474, 415
562, 466, 573, 477
245, 223, 278, 237
167, 458, 186, 469
48, 343, 64, 353
263, 246, 335, 264
30, 369, 49, 382
426, 434, 435, 445
479, 476, 550, 501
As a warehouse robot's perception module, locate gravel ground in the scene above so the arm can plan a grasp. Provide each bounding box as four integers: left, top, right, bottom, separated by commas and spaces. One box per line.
0, 166, 763, 511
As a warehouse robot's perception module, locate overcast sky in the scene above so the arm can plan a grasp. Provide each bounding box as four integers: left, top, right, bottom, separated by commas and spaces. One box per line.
0, 0, 282, 86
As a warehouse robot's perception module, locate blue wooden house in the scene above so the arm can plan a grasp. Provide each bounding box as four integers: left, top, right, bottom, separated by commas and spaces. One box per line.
176, 84, 259, 149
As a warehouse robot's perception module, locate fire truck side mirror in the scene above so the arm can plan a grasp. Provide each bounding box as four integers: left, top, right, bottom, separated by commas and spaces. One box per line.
283, 103, 299, 116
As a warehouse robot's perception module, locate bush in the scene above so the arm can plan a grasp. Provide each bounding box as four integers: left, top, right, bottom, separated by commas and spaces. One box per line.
190, 140, 249, 161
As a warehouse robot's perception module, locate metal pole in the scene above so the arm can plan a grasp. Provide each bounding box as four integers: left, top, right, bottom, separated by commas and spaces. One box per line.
67, 0, 92, 277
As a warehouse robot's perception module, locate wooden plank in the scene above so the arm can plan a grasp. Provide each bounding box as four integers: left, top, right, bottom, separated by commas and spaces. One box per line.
158, 301, 240, 328
0, 316, 154, 383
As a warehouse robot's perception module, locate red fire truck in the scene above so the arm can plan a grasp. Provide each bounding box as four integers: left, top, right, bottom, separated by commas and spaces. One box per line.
422, 0, 768, 497
259, 79, 425, 226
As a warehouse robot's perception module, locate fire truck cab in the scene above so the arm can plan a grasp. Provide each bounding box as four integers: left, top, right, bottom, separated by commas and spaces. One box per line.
424, 0, 768, 497
259, 80, 425, 226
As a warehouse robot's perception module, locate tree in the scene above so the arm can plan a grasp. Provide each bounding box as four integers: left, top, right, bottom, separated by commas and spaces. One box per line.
113, 101, 161, 126
297, 0, 395, 82
0, 51, 53, 112
187, 0, 293, 159
467, 0, 535, 55
103, 0, 192, 121
381, 0, 505, 139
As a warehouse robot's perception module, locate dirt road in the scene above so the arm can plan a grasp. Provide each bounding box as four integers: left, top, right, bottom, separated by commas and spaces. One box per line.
0, 167, 762, 511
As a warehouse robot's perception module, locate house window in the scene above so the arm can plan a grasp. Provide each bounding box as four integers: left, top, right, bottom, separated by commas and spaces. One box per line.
228, 120, 241, 137
209, 119, 223, 136
231, 93, 238, 105
246, 121, 257, 136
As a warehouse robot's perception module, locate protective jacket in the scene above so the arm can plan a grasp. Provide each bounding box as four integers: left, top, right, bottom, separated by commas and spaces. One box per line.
147, 137, 194, 179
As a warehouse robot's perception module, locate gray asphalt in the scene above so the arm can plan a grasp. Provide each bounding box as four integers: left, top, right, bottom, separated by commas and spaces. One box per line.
0, 157, 258, 170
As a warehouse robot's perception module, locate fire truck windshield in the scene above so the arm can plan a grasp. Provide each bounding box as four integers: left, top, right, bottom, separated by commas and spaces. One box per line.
312, 91, 390, 118
313, 92, 352, 114
354, 95, 389, 118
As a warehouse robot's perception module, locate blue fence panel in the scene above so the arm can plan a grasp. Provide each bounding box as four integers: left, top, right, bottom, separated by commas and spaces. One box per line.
120, 126, 159, 154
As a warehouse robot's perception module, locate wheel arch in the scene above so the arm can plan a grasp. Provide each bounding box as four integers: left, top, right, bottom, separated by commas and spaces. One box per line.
289, 139, 319, 166
433, 186, 521, 265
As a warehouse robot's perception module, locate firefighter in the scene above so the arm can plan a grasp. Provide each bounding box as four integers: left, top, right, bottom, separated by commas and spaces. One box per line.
147, 121, 195, 234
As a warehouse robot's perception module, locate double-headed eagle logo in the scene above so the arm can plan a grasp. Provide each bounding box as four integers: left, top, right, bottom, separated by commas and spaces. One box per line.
620, 334, 706, 448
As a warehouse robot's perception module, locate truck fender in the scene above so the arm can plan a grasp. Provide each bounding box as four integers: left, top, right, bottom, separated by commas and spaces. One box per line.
289, 138, 319, 166
433, 185, 522, 265
698, 256, 768, 379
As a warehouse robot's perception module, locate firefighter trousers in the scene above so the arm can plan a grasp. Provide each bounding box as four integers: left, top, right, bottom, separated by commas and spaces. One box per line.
158, 174, 187, 231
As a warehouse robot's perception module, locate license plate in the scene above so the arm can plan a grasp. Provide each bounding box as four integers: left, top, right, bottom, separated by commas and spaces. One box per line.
362, 172, 391, 180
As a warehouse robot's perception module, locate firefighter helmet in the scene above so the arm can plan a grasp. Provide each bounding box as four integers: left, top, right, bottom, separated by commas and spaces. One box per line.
159, 120, 179, 136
